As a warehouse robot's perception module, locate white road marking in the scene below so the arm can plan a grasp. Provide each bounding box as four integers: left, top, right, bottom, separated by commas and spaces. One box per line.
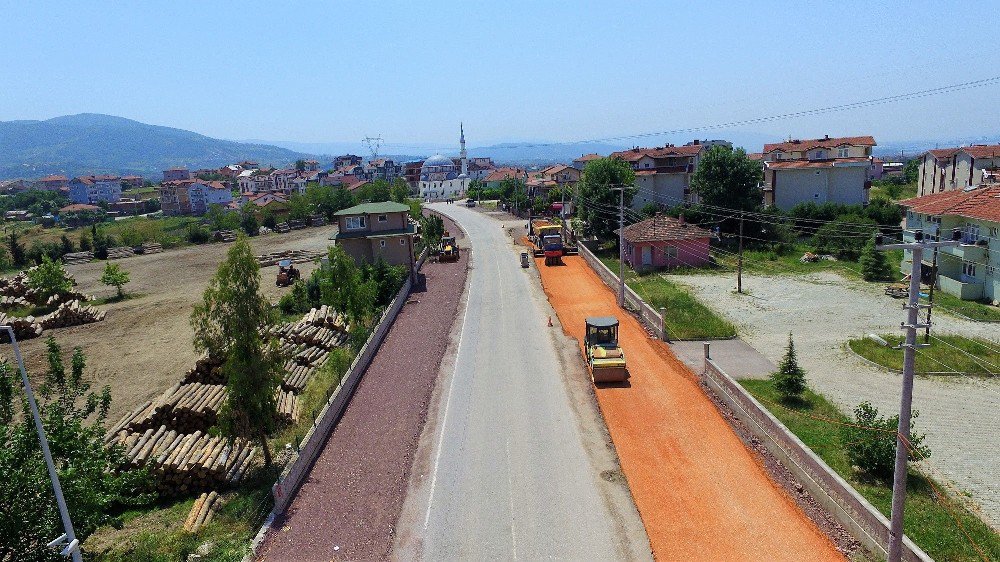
506, 436, 518, 560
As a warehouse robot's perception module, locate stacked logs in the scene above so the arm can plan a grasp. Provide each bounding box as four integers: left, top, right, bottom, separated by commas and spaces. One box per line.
282, 361, 317, 393
109, 427, 257, 496
0, 295, 30, 309
40, 300, 106, 329
141, 242, 163, 254
276, 389, 300, 425
125, 383, 226, 433
214, 230, 237, 243
0, 313, 43, 340
301, 305, 347, 331
106, 246, 136, 259
62, 251, 94, 265
181, 355, 225, 385
256, 249, 324, 267
184, 491, 221, 533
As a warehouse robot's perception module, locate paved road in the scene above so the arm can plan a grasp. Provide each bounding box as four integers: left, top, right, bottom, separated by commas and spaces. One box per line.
395, 203, 650, 560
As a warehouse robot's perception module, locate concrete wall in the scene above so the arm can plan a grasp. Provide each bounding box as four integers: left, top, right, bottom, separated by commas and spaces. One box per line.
701, 345, 932, 562
577, 240, 667, 341
773, 166, 867, 209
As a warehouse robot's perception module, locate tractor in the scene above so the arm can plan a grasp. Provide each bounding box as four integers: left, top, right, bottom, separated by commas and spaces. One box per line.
585, 316, 628, 384
439, 232, 460, 263
275, 259, 301, 287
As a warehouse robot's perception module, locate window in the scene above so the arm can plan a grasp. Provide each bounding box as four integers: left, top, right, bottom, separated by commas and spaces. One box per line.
838, 147, 850, 158
378, 214, 388, 222
665, 246, 678, 258
379, 240, 386, 248
813, 150, 827, 159
345, 215, 366, 230
400, 238, 406, 245
990, 227, 998, 238
775, 152, 784, 160
965, 223, 980, 243
963, 261, 977, 278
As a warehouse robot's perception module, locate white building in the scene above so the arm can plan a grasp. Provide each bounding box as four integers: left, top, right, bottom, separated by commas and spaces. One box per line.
419, 124, 469, 200
761, 135, 875, 209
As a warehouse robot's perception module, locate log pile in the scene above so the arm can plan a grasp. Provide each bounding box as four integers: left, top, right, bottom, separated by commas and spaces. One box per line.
141, 242, 163, 254
301, 305, 348, 331
256, 249, 325, 267
109, 427, 258, 496
282, 361, 317, 393
62, 251, 94, 265
0, 295, 30, 309
214, 230, 237, 243
276, 389, 300, 425
308, 214, 326, 227
126, 383, 227, 433
184, 491, 221, 533
40, 300, 106, 329
106, 246, 136, 259
288, 219, 305, 230
274, 322, 346, 351
0, 271, 38, 300
0, 313, 43, 340
46, 290, 91, 307
274, 222, 291, 233
181, 355, 225, 385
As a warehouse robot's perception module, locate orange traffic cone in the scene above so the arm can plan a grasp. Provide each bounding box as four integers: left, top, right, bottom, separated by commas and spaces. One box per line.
548, 316, 553, 327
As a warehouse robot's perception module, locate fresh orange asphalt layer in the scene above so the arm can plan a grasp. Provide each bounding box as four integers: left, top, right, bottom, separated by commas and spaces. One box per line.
537, 256, 843, 561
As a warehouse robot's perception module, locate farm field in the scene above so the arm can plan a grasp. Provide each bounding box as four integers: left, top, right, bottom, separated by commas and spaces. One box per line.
6, 226, 336, 422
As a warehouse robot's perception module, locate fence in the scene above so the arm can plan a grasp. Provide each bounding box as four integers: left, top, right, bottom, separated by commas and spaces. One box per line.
701, 343, 932, 562
248, 246, 429, 556
576, 240, 667, 341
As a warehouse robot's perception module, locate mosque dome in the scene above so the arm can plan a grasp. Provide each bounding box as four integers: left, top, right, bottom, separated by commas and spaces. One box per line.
422, 154, 453, 168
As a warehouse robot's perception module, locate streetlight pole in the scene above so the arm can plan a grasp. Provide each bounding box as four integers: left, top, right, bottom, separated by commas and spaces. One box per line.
616, 185, 625, 307
876, 228, 960, 562
2, 326, 83, 562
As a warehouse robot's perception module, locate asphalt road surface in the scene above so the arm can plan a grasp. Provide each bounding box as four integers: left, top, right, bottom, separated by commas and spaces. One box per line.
395, 203, 650, 560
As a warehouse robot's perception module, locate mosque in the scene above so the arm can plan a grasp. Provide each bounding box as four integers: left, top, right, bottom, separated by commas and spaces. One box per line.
419, 124, 468, 200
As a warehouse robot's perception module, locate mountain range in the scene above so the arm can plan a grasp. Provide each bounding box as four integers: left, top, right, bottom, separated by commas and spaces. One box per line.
0, 114, 309, 180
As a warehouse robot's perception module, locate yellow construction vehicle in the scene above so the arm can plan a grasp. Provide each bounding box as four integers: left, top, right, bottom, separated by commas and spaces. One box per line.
585, 316, 628, 383
439, 232, 459, 263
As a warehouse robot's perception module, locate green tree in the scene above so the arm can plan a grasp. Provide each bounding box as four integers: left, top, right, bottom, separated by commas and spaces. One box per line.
240, 208, 260, 236
576, 157, 636, 240
100, 261, 130, 298
0, 339, 150, 560
842, 401, 930, 481
206, 204, 240, 231
691, 145, 763, 212
26, 255, 73, 301
356, 179, 391, 203
287, 193, 314, 221
261, 209, 278, 230
295, 159, 306, 172
190, 236, 282, 465
8, 231, 26, 267
902, 158, 919, 184
859, 237, 894, 282
59, 234, 75, 256
812, 214, 877, 259
771, 334, 807, 402
390, 177, 410, 203
420, 214, 445, 250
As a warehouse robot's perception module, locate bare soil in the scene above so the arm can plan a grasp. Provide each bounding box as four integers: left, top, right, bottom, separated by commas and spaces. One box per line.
6, 227, 334, 422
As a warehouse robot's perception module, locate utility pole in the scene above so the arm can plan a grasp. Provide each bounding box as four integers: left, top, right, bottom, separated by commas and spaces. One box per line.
876, 228, 960, 562
925, 245, 939, 344
616, 185, 625, 307
2, 326, 83, 562
737, 213, 744, 294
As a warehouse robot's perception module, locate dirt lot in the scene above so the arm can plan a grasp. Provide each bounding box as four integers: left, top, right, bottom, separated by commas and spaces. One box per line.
536, 256, 843, 561
669, 270, 1000, 527
7, 227, 335, 422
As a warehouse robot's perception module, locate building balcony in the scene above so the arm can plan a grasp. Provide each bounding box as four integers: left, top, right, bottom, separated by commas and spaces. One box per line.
938, 274, 984, 300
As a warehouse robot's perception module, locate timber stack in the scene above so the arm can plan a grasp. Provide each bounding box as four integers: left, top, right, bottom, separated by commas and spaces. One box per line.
141, 242, 163, 254
40, 300, 106, 329
181, 354, 225, 385
0, 295, 30, 309
275, 389, 300, 425
62, 251, 94, 265
184, 491, 221, 533
0, 313, 43, 340
256, 249, 325, 267
106, 246, 136, 260
214, 230, 237, 243
124, 382, 227, 433
108, 427, 258, 496
308, 214, 326, 227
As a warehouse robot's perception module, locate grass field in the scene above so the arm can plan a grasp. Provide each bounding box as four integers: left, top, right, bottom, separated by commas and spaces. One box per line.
849, 334, 1000, 375
595, 251, 737, 339
930, 291, 1000, 323
741, 379, 1000, 562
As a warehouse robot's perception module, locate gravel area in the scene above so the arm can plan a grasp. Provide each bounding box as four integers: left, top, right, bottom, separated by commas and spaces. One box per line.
669, 270, 1000, 527
256, 254, 470, 561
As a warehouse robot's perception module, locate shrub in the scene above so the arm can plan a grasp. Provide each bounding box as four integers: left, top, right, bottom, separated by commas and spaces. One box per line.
842, 401, 930, 481
859, 237, 894, 281
278, 280, 312, 315
186, 224, 211, 244
100, 262, 131, 298
811, 214, 877, 260
771, 333, 807, 401
26, 255, 73, 301
240, 210, 260, 236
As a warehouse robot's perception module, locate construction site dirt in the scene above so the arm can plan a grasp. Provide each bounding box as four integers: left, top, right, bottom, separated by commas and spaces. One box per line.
9, 227, 335, 422
536, 254, 845, 561
256, 235, 469, 560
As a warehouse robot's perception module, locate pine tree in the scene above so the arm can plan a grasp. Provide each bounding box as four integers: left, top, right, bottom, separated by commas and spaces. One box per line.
859, 236, 894, 282
771, 333, 807, 401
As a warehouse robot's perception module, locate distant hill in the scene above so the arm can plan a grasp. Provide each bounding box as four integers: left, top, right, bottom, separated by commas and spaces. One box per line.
0, 113, 310, 180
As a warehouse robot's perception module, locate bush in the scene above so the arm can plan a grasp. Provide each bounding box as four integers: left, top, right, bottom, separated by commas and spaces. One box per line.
79, 232, 92, 251
841, 401, 930, 481
811, 213, 877, 259
240, 210, 260, 236
278, 280, 312, 315
100, 262, 131, 298
186, 224, 211, 244
26, 255, 73, 301
859, 237, 894, 281
771, 333, 806, 401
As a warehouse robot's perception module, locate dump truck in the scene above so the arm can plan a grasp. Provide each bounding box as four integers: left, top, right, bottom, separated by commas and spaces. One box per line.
531, 220, 564, 265
439, 232, 460, 263
276, 259, 301, 287
585, 316, 628, 383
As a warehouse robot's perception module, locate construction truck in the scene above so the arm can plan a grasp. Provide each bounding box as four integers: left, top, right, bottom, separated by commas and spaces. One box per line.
585, 316, 628, 384
275, 259, 301, 287
531, 220, 564, 265
439, 232, 460, 263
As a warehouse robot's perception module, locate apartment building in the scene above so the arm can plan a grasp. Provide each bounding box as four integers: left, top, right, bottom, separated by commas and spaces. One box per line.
916, 144, 1000, 196
333, 201, 416, 270
761, 135, 875, 209
612, 140, 730, 209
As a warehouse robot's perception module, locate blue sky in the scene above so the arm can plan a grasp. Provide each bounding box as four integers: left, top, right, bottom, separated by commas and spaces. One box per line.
2, 1, 998, 151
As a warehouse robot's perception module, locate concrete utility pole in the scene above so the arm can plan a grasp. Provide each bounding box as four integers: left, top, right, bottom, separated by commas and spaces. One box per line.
876, 228, 960, 562
616, 185, 625, 307
2, 326, 83, 562
737, 213, 745, 294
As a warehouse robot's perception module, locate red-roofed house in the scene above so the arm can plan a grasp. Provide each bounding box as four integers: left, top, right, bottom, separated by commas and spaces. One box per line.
36, 174, 69, 191
618, 214, 713, 271
572, 153, 603, 170
916, 144, 1000, 196
900, 186, 1000, 303
611, 139, 731, 209
761, 134, 876, 209
484, 167, 527, 188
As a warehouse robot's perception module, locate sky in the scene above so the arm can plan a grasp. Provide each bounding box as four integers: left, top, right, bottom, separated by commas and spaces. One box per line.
2, 1, 999, 152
